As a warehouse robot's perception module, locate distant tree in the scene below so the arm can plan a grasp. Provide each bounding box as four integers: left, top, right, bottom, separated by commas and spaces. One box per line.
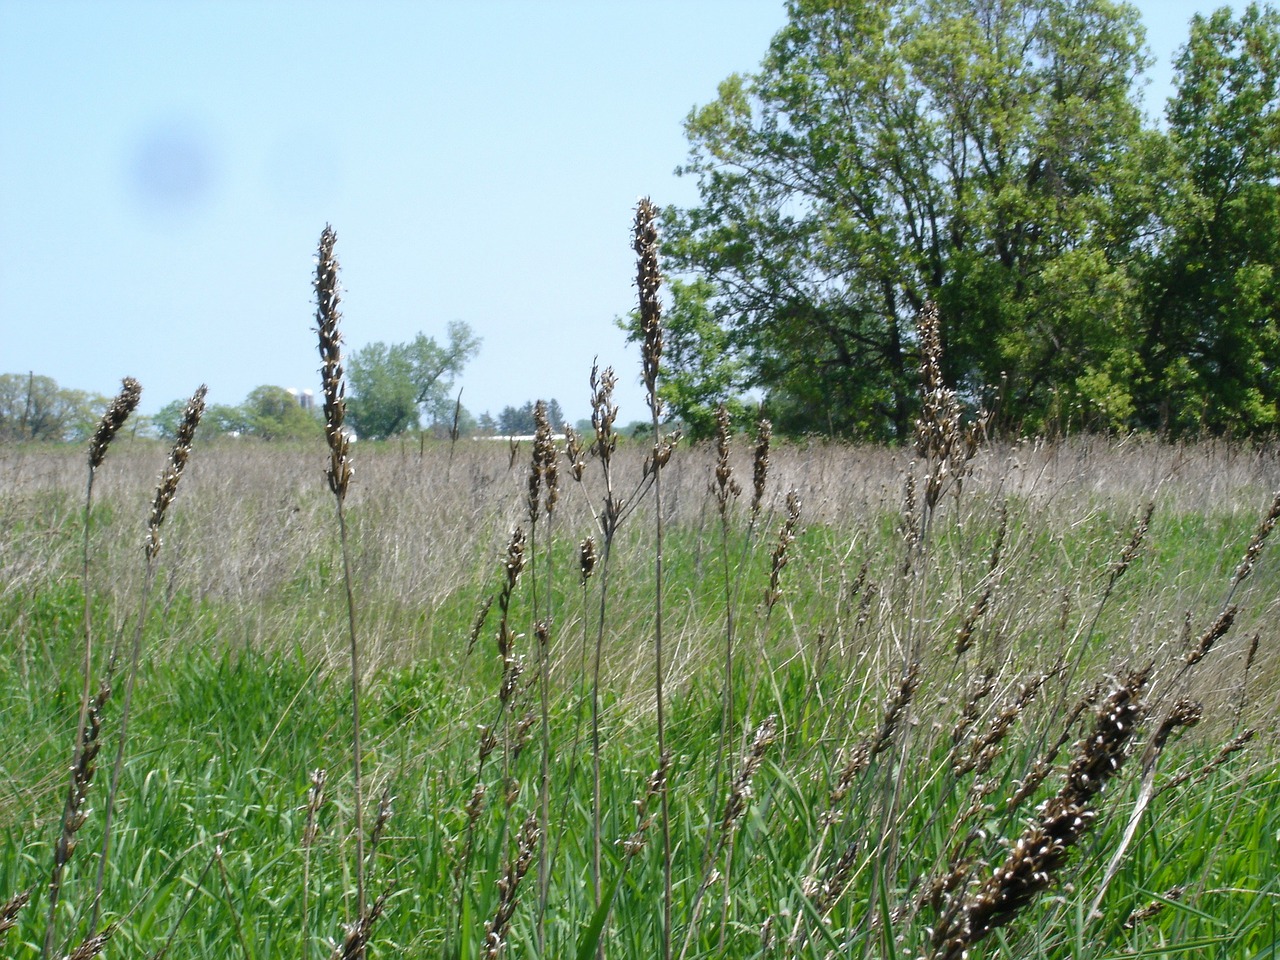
546, 398, 565, 432
347, 321, 481, 438
498, 401, 537, 436
435, 402, 478, 440
476, 411, 498, 435
664, 0, 1151, 438
242, 385, 322, 440
496, 398, 564, 435
623, 276, 752, 439
1134, 3, 1280, 434
0, 373, 106, 441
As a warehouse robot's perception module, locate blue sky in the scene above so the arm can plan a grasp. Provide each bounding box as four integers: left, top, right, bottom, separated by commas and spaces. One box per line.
1, 0, 1220, 425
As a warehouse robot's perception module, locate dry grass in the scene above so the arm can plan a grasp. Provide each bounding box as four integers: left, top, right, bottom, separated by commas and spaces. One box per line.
2, 424, 1279, 958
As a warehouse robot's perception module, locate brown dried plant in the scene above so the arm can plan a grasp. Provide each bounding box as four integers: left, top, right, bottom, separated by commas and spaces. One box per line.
62, 924, 114, 960
93, 383, 205, 932
482, 816, 539, 960
634, 194, 674, 960
2, 891, 30, 949
47, 377, 141, 958
679, 716, 776, 960
764, 490, 802, 613
930, 666, 1151, 959
301, 768, 327, 960
750, 411, 771, 527
331, 890, 388, 960
312, 226, 379, 953
914, 301, 985, 527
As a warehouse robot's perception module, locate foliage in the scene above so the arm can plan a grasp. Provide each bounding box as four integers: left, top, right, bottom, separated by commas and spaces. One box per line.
1, 440, 1278, 959
623, 278, 755, 439
241, 385, 323, 440
496, 398, 565, 435
0, 373, 108, 442
153, 387, 320, 441
1135, 3, 1280, 435
663, 0, 1280, 439
664, 0, 1153, 439
347, 321, 481, 438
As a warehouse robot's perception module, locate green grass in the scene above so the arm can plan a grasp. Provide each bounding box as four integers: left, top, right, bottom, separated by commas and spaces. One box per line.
0, 438, 1277, 958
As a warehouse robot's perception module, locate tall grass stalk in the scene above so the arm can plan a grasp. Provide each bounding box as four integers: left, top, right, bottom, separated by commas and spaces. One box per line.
526, 398, 559, 952
313, 224, 367, 930
705, 403, 741, 860
635, 196, 672, 960
91, 383, 205, 934
586, 360, 621, 920
45, 377, 140, 958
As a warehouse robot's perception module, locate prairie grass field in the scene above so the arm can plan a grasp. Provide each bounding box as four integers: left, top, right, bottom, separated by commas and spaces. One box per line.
2, 433, 1279, 959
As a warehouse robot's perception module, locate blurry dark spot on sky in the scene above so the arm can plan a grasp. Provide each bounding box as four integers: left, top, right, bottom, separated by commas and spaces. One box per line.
127, 119, 216, 218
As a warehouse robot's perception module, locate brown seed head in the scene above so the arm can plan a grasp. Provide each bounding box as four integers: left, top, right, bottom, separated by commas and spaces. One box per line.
750, 412, 771, 521
483, 815, 540, 959
314, 225, 353, 500
634, 197, 663, 413
712, 404, 742, 514
63, 925, 115, 960
1234, 491, 1280, 585
331, 890, 387, 960
145, 384, 206, 562
88, 377, 142, 468
589, 361, 618, 462
579, 536, 597, 585
1185, 605, 1236, 668
764, 489, 801, 611
1, 890, 30, 942
563, 426, 586, 482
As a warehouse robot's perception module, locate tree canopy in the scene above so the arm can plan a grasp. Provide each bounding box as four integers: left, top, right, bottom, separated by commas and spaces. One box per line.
0, 373, 109, 442
153, 385, 321, 441
496, 399, 565, 436
346, 321, 481, 438
659, 0, 1280, 439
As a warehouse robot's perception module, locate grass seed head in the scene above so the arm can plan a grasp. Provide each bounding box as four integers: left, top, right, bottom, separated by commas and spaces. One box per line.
1233, 490, 1280, 585
589, 361, 618, 463
634, 196, 663, 414
579, 536, 597, 585
0, 890, 30, 944
765, 490, 802, 611
483, 815, 539, 959
88, 377, 142, 468
303, 768, 327, 849
145, 384, 207, 562
563, 426, 586, 482
1185, 605, 1237, 667
63, 925, 114, 960
314, 224, 352, 500
751, 412, 771, 521
712, 404, 742, 514
331, 889, 387, 960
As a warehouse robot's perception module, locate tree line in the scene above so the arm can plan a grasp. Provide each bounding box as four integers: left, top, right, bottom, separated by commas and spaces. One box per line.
3, 320, 569, 443
652, 0, 1280, 440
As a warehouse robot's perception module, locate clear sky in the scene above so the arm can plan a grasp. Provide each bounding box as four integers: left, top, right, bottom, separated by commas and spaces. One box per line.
1, 0, 1221, 425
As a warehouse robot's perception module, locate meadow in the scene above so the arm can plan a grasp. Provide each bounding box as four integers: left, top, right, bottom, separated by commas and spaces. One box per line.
2, 421, 1278, 959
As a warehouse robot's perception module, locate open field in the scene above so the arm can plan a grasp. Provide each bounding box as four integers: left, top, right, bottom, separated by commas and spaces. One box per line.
2, 434, 1278, 959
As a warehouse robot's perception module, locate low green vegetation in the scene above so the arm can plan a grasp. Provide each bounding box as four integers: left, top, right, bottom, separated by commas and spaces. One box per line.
1, 429, 1277, 959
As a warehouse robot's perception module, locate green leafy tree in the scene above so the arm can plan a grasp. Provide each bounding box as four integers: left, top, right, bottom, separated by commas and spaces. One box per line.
0, 373, 108, 441
153, 399, 246, 439
496, 399, 566, 435
1135, 3, 1280, 435
665, 0, 1152, 438
347, 321, 481, 438
242, 385, 322, 440
625, 277, 753, 439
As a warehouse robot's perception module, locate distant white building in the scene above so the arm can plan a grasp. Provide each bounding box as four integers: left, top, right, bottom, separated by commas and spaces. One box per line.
285, 387, 316, 411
